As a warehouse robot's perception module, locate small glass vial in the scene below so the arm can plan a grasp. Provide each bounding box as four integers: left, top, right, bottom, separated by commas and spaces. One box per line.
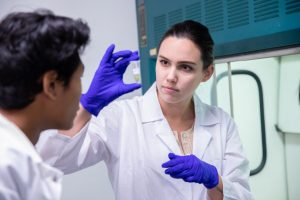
132, 60, 141, 83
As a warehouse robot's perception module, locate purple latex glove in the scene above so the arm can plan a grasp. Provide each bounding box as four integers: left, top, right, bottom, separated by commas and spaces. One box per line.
80, 44, 141, 116
162, 153, 219, 189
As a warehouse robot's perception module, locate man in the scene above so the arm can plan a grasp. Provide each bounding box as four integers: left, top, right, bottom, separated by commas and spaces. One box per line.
0, 9, 139, 199
0, 9, 90, 200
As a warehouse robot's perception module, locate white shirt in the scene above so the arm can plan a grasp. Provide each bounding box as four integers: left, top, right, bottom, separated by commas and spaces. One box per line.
37, 83, 253, 200
0, 114, 63, 200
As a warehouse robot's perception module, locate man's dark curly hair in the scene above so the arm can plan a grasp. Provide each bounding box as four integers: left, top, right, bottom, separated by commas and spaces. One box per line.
0, 9, 90, 109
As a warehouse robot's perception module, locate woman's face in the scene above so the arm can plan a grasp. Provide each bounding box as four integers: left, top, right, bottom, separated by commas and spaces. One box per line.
156, 36, 212, 105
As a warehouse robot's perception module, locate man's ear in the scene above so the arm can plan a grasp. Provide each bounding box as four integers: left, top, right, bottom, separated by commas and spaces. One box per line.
42, 70, 60, 100
202, 64, 214, 82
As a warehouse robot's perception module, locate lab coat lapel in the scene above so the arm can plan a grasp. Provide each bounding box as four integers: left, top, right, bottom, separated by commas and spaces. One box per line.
156, 120, 182, 155
141, 83, 181, 155
193, 125, 212, 159
192, 94, 219, 159
140, 84, 188, 197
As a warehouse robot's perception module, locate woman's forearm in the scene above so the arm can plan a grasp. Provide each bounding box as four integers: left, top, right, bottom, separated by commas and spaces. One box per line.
59, 104, 91, 137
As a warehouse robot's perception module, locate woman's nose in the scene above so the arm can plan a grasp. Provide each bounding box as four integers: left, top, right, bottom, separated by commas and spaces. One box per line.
166, 68, 178, 83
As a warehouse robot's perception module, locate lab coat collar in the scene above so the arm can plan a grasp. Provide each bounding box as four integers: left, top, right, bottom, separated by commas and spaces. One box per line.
0, 114, 42, 161
141, 83, 220, 157
141, 82, 219, 126
0, 114, 63, 198
141, 82, 165, 123
0, 114, 63, 175
0, 114, 64, 178
193, 92, 219, 126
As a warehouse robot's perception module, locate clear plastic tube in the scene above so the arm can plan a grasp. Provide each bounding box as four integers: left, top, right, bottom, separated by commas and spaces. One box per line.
132, 60, 141, 83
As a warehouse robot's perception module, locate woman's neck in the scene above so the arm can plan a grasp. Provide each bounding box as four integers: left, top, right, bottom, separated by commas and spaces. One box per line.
158, 96, 195, 132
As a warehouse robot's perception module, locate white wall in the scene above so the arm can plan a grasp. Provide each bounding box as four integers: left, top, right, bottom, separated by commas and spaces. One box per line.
0, 1, 140, 199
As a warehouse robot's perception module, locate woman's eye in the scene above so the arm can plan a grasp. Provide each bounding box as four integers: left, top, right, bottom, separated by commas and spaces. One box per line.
159, 59, 168, 66
181, 65, 193, 71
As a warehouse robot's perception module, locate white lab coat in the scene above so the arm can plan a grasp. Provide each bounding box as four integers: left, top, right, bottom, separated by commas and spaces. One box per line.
0, 114, 63, 200
37, 83, 252, 200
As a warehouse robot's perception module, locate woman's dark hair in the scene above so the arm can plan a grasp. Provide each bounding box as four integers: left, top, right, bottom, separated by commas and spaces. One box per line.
0, 9, 90, 109
158, 20, 214, 70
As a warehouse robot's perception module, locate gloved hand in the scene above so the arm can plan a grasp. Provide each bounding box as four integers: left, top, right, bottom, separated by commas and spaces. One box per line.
80, 44, 141, 116
162, 153, 219, 189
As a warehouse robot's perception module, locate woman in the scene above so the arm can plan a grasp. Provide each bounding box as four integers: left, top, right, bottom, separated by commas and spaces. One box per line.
37, 20, 252, 200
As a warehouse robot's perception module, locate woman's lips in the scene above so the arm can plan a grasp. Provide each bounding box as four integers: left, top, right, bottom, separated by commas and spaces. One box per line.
162, 86, 179, 93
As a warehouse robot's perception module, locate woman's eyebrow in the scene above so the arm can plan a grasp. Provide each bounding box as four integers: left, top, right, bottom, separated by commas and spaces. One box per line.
159, 55, 197, 65
177, 61, 197, 65
158, 55, 169, 60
